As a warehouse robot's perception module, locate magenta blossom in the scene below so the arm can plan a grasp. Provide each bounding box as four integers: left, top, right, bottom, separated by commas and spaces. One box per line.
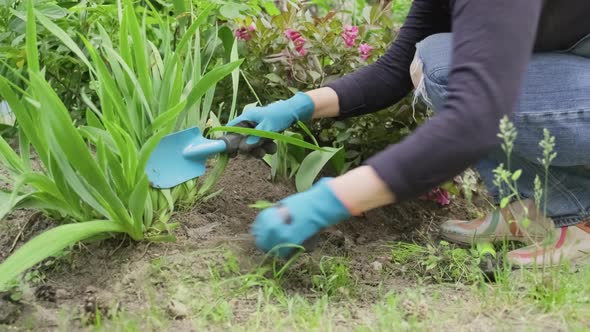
284, 29, 308, 56
358, 43, 374, 61
422, 188, 452, 206
341, 24, 359, 48
235, 23, 256, 41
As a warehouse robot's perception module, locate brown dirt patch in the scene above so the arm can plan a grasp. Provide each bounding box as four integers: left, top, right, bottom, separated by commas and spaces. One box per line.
0, 156, 487, 330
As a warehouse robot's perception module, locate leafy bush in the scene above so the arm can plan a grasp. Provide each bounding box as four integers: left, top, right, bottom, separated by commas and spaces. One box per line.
229, 2, 427, 168
0, 1, 121, 116
0, 0, 241, 289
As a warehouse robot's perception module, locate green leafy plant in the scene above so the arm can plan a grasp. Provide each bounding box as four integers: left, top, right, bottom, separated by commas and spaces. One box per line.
0, 0, 242, 289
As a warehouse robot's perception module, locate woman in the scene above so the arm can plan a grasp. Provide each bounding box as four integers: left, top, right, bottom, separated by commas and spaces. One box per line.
227, 0, 590, 267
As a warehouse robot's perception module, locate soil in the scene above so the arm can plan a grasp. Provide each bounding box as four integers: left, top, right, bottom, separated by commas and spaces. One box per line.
0, 156, 487, 331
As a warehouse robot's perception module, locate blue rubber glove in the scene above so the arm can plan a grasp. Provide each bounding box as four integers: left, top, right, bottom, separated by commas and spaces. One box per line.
227, 92, 315, 148
251, 178, 351, 258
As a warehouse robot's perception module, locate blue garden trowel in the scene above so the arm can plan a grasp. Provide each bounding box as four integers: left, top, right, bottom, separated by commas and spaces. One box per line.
145, 126, 244, 189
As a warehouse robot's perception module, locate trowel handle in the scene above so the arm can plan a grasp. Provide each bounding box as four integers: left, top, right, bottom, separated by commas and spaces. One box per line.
181, 132, 245, 160
218, 132, 245, 158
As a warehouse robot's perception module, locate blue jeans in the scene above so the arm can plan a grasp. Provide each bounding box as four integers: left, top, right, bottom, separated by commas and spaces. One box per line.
414, 33, 590, 227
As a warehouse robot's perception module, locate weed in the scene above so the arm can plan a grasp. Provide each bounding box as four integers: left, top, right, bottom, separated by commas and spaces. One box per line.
390, 240, 482, 284
311, 256, 354, 297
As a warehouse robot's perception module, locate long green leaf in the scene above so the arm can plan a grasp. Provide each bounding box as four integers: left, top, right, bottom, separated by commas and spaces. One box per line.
0, 221, 126, 290
125, 1, 152, 104
0, 186, 32, 222
176, 6, 212, 53
184, 60, 243, 114
34, 10, 93, 71
210, 126, 325, 151
295, 147, 342, 192
129, 175, 149, 234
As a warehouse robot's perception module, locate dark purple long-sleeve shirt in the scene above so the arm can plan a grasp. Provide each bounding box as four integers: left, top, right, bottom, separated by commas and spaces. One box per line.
327, 0, 590, 202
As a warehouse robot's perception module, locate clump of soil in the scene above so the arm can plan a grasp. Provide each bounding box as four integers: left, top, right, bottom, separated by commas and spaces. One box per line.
0, 156, 481, 330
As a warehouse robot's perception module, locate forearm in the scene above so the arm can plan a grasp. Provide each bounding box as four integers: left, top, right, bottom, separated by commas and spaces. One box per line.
329, 166, 396, 215
306, 87, 340, 119
326, 0, 450, 118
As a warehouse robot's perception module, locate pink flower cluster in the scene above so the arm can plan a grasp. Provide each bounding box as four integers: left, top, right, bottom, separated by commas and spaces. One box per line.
235, 23, 256, 41
284, 29, 308, 56
423, 188, 451, 206
358, 43, 374, 61
341, 24, 359, 48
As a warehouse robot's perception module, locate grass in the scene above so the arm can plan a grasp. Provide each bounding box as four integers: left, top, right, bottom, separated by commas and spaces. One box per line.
15, 241, 581, 331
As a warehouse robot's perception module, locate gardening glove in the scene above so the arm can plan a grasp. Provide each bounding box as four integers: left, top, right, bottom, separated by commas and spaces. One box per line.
251, 178, 351, 258
226, 92, 315, 156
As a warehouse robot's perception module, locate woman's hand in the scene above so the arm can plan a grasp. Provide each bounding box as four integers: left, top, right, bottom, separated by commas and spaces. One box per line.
251, 166, 396, 257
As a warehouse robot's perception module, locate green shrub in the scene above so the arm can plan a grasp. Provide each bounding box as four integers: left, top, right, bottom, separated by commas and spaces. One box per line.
0, 0, 241, 289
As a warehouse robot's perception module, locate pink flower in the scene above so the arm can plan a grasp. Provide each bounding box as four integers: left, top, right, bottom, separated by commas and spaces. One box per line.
284, 29, 308, 56
422, 188, 452, 206
235, 23, 256, 41
358, 43, 374, 61
341, 24, 359, 48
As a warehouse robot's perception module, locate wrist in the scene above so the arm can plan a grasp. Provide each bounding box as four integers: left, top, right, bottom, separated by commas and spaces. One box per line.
290, 92, 315, 122
328, 166, 396, 215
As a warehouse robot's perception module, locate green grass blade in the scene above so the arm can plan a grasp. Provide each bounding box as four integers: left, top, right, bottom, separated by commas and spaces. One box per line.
0, 221, 126, 290
210, 126, 325, 151
26, 0, 39, 73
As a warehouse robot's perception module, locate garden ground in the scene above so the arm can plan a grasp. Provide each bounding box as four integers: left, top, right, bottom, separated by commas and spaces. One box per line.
1, 157, 590, 331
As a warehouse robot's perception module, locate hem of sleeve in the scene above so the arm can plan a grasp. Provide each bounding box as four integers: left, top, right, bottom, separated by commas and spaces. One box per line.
325, 78, 366, 119
364, 155, 413, 203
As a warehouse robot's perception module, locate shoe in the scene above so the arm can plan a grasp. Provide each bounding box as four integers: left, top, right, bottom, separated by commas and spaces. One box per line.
440, 199, 552, 245
506, 222, 590, 268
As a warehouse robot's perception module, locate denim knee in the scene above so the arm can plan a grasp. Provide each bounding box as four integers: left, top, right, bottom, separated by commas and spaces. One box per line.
414, 33, 453, 111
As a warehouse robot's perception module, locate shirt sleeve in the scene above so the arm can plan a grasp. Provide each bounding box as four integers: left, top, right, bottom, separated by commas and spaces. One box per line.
365, 0, 544, 202
326, 0, 451, 117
